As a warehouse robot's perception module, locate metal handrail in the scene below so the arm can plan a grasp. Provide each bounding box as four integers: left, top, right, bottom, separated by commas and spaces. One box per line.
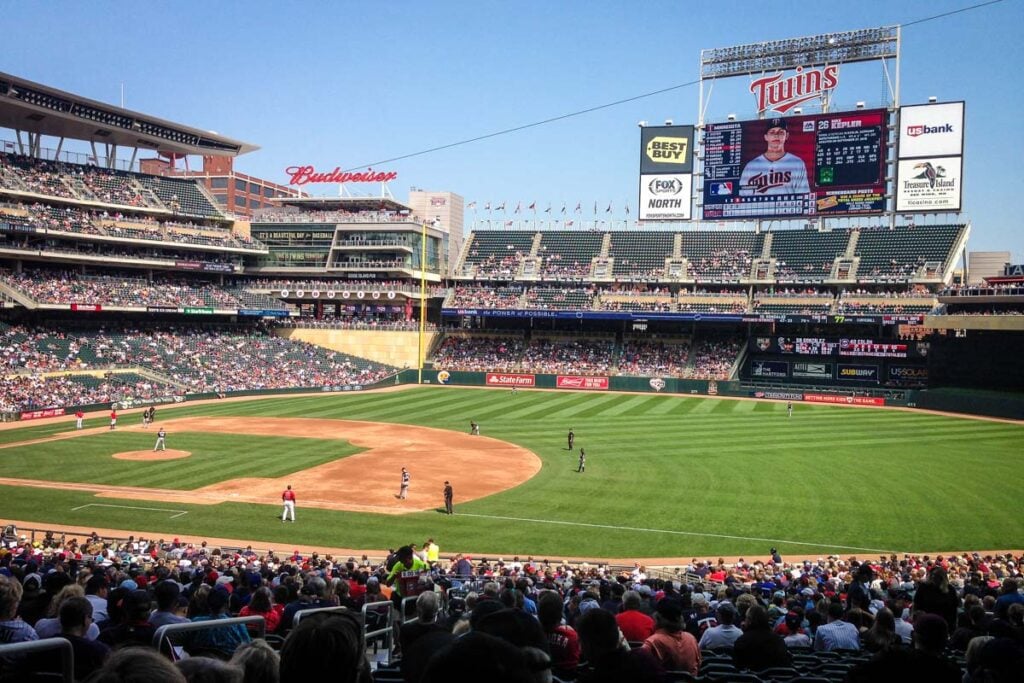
152, 615, 265, 654
361, 600, 394, 655
292, 605, 351, 626
0, 637, 74, 682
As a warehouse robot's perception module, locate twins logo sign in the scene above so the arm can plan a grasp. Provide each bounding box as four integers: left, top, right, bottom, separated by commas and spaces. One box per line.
649, 378, 666, 392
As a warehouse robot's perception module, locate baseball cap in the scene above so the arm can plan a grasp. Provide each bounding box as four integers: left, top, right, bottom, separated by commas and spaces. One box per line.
766, 117, 788, 131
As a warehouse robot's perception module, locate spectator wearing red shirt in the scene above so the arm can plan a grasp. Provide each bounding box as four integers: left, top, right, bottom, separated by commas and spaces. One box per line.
616, 590, 655, 642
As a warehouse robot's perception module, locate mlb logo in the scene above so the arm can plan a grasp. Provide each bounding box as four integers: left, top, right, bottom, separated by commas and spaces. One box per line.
907, 125, 923, 137
802, 121, 815, 132
711, 181, 733, 196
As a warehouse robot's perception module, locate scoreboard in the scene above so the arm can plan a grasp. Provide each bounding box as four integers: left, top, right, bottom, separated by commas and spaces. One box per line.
703, 109, 888, 220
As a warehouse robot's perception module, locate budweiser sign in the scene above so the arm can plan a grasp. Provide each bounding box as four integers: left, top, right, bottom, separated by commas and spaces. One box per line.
556, 375, 609, 391
285, 166, 398, 186
750, 65, 839, 114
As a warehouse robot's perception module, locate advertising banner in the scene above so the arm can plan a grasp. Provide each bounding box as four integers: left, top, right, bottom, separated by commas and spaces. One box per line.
20, 407, 66, 420
752, 390, 804, 401
175, 260, 203, 270
837, 364, 879, 381
640, 125, 695, 174
888, 365, 929, 381
202, 263, 235, 273
146, 306, 179, 313
70, 304, 101, 312
898, 102, 964, 158
485, 373, 536, 388
792, 362, 833, 379
238, 309, 291, 317
895, 156, 962, 212
750, 360, 789, 379
638, 173, 692, 220
805, 393, 885, 406
184, 307, 214, 315
702, 109, 887, 219
556, 375, 610, 390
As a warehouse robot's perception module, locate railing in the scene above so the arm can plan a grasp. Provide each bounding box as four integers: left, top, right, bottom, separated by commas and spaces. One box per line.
152, 615, 265, 658
0, 637, 74, 682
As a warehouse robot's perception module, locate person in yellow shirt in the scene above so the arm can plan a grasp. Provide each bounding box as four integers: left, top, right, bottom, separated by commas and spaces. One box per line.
385, 546, 428, 610
424, 539, 439, 564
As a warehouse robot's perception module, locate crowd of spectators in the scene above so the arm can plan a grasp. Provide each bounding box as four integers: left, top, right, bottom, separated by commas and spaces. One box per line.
0, 372, 171, 414
940, 284, 1024, 296
685, 338, 742, 380
688, 248, 753, 281
449, 286, 524, 310
617, 340, 690, 378
0, 270, 260, 310
0, 322, 393, 412
0, 202, 259, 251
0, 529, 1020, 682
471, 253, 524, 278
432, 334, 743, 380
279, 316, 434, 332
251, 209, 413, 224
432, 335, 526, 372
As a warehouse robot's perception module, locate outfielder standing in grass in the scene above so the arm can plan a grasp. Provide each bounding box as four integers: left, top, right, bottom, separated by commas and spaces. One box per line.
153, 427, 166, 452
568, 428, 575, 451
75, 410, 84, 430
787, 401, 793, 418
577, 448, 586, 473
281, 484, 296, 522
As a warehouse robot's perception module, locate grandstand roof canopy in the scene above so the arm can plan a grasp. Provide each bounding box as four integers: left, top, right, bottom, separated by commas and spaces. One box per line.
275, 196, 412, 213
0, 72, 258, 157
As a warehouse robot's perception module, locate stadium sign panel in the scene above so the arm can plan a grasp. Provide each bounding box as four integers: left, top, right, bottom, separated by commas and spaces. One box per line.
640, 125, 695, 174
556, 376, 609, 390
895, 156, 963, 212
638, 173, 692, 220
485, 373, 536, 387
898, 102, 965, 158
702, 109, 887, 220
749, 65, 840, 114
804, 393, 885, 407
284, 166, 398, 185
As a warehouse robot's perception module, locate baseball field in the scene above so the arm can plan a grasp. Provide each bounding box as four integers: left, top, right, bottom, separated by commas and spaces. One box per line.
1, 386, 1021, 561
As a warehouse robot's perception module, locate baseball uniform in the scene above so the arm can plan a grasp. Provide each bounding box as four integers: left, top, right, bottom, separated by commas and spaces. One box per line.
153, 428, 166, 451
739, 152, 810, 196
281, 486, 296, 522
399, 469, 410, 499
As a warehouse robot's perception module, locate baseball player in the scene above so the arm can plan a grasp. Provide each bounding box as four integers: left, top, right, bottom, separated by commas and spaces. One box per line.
281, 484, 296, 522
787, 401, 793, 418
109, 409, 117, 431
153, 427, 167, 452
75, 410, 84, 430
399, 468, 410, 499
739, 117, 810, 196
443, 481, 454, 515
510, 385, 518, 396
470, 421, 480, 436
577, 448, 586, 473
567, 428, 575, 451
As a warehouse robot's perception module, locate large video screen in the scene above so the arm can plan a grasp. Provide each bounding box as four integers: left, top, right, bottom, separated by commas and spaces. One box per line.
703, 109, 888, 220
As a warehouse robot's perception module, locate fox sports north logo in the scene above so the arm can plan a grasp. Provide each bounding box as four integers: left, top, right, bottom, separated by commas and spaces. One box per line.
648, 177, 684, 195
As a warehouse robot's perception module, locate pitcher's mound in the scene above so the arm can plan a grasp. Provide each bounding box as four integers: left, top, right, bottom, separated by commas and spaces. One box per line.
112, 449, 191, 461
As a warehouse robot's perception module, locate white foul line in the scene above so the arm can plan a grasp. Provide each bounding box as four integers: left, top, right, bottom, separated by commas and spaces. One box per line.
71, 503, 189, 519
454, 512, 899, 554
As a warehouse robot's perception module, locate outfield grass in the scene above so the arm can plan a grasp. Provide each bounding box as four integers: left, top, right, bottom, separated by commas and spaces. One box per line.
2, 388, 1022, 559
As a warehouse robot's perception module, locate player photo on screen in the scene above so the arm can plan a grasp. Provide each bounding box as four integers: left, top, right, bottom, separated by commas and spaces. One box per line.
703, 109, 887, 220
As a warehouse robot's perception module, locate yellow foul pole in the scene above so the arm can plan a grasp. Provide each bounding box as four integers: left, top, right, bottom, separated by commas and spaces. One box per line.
417, 221, 427, 384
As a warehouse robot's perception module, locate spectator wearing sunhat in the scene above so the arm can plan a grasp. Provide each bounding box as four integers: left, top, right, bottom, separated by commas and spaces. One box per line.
642, 597, 701, 674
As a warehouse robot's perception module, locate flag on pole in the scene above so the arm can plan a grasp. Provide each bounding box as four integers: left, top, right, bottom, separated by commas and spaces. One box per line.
496, 202, 505, 211
625, 204, 630, 215
606, 202, 613, 214
484, 202, 491, 210
505, 220, 514, 227
565, 220, 574, 227
467, 201, 477, 210
544, 203, 551, 213
561, 204, 566, 214
575, 202, 582, 214
593, 201, 597, 215
514, 202, 521, 214
528, 201, 535, 211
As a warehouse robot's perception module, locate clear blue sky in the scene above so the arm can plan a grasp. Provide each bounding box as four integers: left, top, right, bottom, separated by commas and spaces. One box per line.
3, 0, 1022, 259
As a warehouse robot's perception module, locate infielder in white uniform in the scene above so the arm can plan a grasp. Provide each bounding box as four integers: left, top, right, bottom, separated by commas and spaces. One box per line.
153, 427, 166, 451
739, 117, 810, 196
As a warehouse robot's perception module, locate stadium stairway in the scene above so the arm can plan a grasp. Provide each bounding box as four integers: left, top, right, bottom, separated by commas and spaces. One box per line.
0, 280, 37, 309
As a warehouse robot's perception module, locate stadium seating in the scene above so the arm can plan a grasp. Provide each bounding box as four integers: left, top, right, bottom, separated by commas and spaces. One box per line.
536, 232, 604, 279
460, 230, 535, 277
681, 231, 763, 281
607, 231, 676, 279
0, 322, 392, 411
854, 225, 965, 282
769, 228, 850, 281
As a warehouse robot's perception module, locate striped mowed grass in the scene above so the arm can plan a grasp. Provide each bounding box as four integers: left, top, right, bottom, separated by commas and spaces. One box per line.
2, 387, 1021, 559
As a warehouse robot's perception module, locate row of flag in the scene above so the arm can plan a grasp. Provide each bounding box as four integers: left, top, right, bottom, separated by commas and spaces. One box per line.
465, 201, 630, 215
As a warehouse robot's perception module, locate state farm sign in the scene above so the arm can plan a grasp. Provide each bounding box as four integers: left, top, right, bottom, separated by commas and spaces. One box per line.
750, 65, 839, 114
285, 166, 398, 186
556, 375, 609, 390
485, 373, 535, 387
